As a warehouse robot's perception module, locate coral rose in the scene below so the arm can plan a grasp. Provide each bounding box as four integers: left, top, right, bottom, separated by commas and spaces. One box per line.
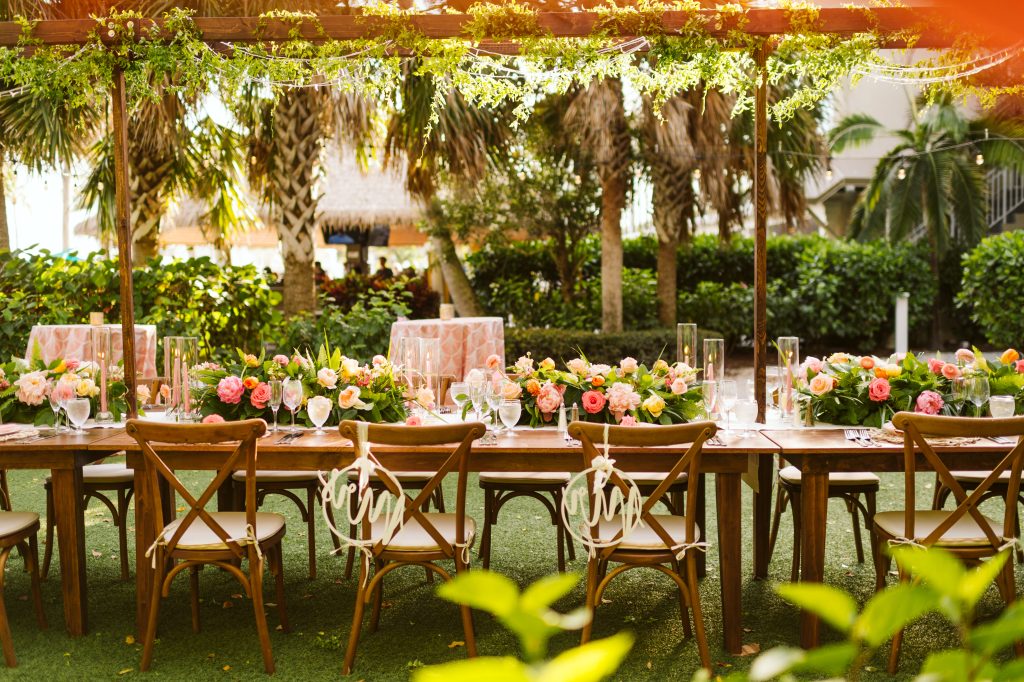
927, 358, 945, 375
525, 379, 541, 396
591, 375, 605, 387
670, 377, 688, 395
941, 363, 961, 380
860, 356, 875, 370
808, 374, 835, 395
250, 382, 271, 409
581, 390, 607, 414
1017, 359, 1024, 374
868, 377, 891, 402
405, 415, 422, 426
202, 414, 225, 424
216, 376, 244, 404
243, 376, 259, 391
642, 394, 666, 418
915, 390, 944, 415
1002, 349, 1021, 365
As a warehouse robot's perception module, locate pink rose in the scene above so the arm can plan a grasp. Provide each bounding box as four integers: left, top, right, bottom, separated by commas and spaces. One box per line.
273, 354, 289, 366
64, 359, 80, 371
250, 382, 272, 410
405, 415, 422, 426
941, 363, 961, 380
915, 390, 944, 415
955, 348, 976, 364
14, 371, 48, 406
868, 377, 891, 402
582, 390, 607, 414
803, 357, 823, 377
372, 354, 387, 367
927, 358, 944, 375
216, 375, 245, 404
808, 374, 835, 395
485, 354, 502, 371
202, 414, 225, 424
670, 377, 688, 395
1016, 359, 1024, 374
606, 383, 641, 413
620, 415, 637, 427
620, 357, 638, 374
536, 382, 563, 414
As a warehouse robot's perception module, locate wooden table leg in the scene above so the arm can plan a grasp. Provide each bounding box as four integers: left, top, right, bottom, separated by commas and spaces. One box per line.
716, 472, 742, 655
696, 473, 706, 579
134, 467, 153, 639
799, 470, 828, 649
51, 467, 87, 636
752, 454, 773, 579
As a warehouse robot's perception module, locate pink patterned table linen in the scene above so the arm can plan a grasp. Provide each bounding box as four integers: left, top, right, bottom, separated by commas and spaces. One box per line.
389, 317, 505, 380
25, 324, 159, 379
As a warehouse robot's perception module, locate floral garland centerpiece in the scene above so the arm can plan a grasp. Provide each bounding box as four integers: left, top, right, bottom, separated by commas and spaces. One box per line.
195, 344, 407, 426
500, 354, 703, 427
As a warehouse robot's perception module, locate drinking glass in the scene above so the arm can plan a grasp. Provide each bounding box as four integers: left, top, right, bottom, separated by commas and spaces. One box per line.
702, 380, 718, 420
269, 380, 283, 432
283, 378, 303, 431
449, 382, 468, 416
467, 371, 490, 422
703, 338, 725, 384
66, 398, 90, 431
950, 377, 968, 416
307, 395, 332, 434
486, 390, 502, 428
49, 383, 68, 433
990, 395, 1015, 419
719, 379, 737, 434
966, 375, 990, 417
734, 399, 758, 436
498, 399, 522, 434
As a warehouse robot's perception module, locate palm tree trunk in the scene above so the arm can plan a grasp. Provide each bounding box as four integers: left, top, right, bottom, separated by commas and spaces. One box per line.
601, 175, 625, 333
129, 154, 168, 266
656, 234, 679, 327
0, 155, 8, 252
430, 231, 481, 317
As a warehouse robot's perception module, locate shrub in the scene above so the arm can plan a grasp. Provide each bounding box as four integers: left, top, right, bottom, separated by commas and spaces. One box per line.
504, 327, 722, 366
678, 282, 755, 350
958, 231, 1024, 347
322, 273, 439, 319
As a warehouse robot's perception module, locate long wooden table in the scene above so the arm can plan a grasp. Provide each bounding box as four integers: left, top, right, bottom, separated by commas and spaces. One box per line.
92, 427, 779, 655
764, 428, 1013, 649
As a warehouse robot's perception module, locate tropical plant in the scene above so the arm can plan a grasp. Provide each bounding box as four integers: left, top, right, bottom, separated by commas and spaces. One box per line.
414, 570, 633, 682
959, 230, 1024, 348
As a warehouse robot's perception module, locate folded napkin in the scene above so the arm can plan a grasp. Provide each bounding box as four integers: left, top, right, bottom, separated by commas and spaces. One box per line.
0, 424, 20, 436
0, 426, 39, 442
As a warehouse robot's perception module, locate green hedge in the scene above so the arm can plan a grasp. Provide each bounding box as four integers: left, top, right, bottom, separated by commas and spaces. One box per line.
504, 327, 722, 366
0, 250, 281, 362
959, 231, 1024, 347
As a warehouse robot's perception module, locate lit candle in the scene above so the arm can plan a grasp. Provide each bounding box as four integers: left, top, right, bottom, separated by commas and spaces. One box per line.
182, 354, 190, 415
98, 346, 107, 414
171, 346, 180, 410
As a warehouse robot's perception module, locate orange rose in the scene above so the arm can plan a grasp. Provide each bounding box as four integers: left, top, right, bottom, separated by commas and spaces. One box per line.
1001, 348, 1020, 365
526, 379, 541, 396
860, 357, 875, 370
243, 376, 259, 390
592, 375, 605, 387
874, 367, 887, 379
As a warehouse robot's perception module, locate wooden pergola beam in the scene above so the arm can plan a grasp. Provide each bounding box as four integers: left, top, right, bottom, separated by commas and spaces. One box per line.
0, 7, 961, 49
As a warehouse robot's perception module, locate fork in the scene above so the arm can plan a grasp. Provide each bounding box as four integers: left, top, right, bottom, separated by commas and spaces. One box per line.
843, 429, 869, 447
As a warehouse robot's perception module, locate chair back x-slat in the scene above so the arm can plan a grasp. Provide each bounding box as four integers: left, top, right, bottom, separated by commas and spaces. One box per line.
126, 419, 267, 559
339, 421, 486, 557
892, 412, 1024, 551
568, 421, 716, 558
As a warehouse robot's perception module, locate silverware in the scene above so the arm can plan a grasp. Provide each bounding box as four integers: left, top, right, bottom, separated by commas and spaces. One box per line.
990, 436, 1016, 445
844, 429, 871, 447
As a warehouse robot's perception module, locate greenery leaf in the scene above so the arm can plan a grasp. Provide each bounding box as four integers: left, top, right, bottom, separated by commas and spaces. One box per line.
890, 545, 964, 597
536, 632, 634, 682
969, 601, 1024, 655
437, 571, 519, 617
412, 656, 532, 682
775, 582, 858, 634
853, 583, 938, 647
957, 551, 1010, 608
521, 572, 580, 611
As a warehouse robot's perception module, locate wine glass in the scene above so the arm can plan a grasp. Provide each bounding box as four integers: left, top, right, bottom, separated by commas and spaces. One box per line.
468, 375, 490, 423
702, 380, 718, 421
486, 389, 502, 429
990, 395, 1015, 419
66, 398, 90, 432
269, 380, 283, 432
498, 399, 521, 435
719, 380, 737, 434
734, 399, 758, 437
950, 377, 969, 416
449, 382, 468, 418
283, 378, 303, 431
49, 382, 68, 433
307, 395, 332, 435
966, 375, 990, 417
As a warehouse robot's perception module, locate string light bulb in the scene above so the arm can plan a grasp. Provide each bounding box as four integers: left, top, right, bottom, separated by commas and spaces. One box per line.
825, 156, 833, 181
976, 153, 985, 165
693, 168, 702, 180
897, 165, 907, 180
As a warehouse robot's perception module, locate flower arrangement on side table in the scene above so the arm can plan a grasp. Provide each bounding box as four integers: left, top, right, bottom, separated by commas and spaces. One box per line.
195, 345, 407, 426
495, 354, 704, 427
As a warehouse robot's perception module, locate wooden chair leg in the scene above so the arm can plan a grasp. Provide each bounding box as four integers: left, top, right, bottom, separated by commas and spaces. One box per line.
849, 495, 865, 564
27, 534, 45, 630
41, 483, 55, 580
930, 473, 943, 510
687, 551, 712, 671
480, 488, 494, 570
789, 488, 802, 582
369, 559, 384, 632
249, 552, 275, 674
454, 556, 477, 657
342, 558, 368, 675
671, 558, 692, 638
553, 491, 566, 572
140, 552, 165, 672
0, 547, 16, 667
434, 486, 446, 514
117, 488, 130, 581
306, 484, 317, 580
189, 565, 201, 633
767, 484, 787, 566
0, 470, 10, 511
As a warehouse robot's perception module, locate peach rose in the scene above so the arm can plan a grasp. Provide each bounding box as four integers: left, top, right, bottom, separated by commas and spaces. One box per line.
808, 374, 835, 395
536, 382, 563, 414
670, 377, 688, 395
501, 381, 522, 400
620, 357, 639, 374
202, 414, 225, 424
485, 354, 502, 371
372, 354, 387, 367
338, 386, 365, 409
405, 414, 422, 426
1002, 349, 1021, 365
317, 368, 338, 389
243, 376, 259, 391
860, 356, 875, 370
250, 382, 271, 409
941, 363, 961, 380
591, 375, 605, 387
539, 357, 556, 372
525, 379, 541, 396
955, 348, 976, 364
567, 358, 589, 376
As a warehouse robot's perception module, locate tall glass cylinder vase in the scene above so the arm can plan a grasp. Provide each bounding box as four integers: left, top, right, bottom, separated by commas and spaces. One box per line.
90, 326, 113, 423
392, 336, 421, 404
703, 338, 725, 384
163, 336, 199, 422
418, 338, 441, 414
778, 336, 800, 420
677, 323, 697, 369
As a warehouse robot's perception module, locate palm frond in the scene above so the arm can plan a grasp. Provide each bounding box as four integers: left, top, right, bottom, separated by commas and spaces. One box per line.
828, 113, 883, 152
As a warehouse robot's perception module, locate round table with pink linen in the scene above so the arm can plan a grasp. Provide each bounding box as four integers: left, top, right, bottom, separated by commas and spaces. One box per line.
25, 324, 160, 379
389, 317, 505, 380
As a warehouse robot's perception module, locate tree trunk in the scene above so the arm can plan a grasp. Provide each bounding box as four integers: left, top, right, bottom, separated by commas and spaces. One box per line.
129, 154, 169, 267
552, 238, 575, 304
61, 160, 71, 251
272, 90, 323, 316
657, 233, 679, 327
0, 155, 8, 252
600, 174, 625, 333
430, 231, 482, 317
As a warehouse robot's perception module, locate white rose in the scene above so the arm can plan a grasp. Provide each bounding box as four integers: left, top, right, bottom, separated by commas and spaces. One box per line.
317, 368, 338, 389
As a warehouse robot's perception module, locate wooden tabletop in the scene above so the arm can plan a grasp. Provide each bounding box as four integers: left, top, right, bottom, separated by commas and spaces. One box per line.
0, 429, 121, 469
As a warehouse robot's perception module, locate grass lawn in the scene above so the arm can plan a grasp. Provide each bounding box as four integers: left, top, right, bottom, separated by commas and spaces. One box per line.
0, 459, 1017, 680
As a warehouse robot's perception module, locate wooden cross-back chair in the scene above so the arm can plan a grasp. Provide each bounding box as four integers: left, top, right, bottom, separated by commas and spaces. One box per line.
337, 420, 486, 676
125, 418, 289, 675
0, 510, 46, 667
875, 412, 1024, 673
568, 420, 715, 671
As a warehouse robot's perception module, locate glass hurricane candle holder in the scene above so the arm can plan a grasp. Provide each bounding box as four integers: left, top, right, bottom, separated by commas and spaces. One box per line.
677, 323, 697, 369
163, 336, 199, 422
777, 336, 800, 419
90, 325, 113, 423
703, 338, 725, 385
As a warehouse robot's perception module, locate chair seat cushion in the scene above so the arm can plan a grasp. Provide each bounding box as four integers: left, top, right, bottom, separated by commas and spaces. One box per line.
479, 472, 570, 484
348, 471, 437, 483
596, 514, 698, 551
0, 512, 40, 538
370, 513, 476, 552
232, 470, 320, 482
951, 470, 1013, 482
874, 510, 1006, 547
628, 472, 689, 486
779, 466, 880, 486
82, 462, 134, 483
161, 512, 285, 551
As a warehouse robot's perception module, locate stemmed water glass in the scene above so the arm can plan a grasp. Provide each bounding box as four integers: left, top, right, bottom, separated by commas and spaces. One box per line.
66, 398, 90, 432
498, 399, 521, 435
719, 380, 737, 435
702, 380, 718, 421
468, 374, 490, 423
307, 395, 332, 435
486, 386, 502, 429
950, 377, 968, 416
734, 398, 758, 437
269, 380, 283, 432
449, 382, 468, 418
283, 378, 303, 432
49, 382, 68, 433
966, 375, 990, 418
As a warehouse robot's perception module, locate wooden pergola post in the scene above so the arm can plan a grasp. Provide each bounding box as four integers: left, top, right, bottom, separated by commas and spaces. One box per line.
753, 43, 769, 425
111, 66, 137, 419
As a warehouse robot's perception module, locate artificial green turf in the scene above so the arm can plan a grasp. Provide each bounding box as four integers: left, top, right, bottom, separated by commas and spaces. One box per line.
0, 460, 1016, 680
